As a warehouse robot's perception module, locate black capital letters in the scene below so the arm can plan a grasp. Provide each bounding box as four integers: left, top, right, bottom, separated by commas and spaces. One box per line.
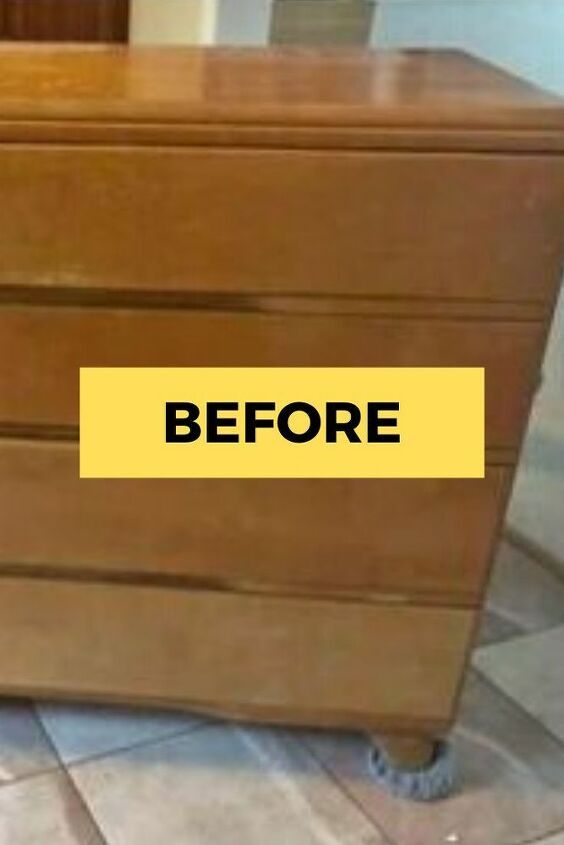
367, 402, 400, 443
326, 402, 362, 443
277, 402, 321, 444
165, 402, 201, 443
245, 402, 275, 443
207, 402, 239, 443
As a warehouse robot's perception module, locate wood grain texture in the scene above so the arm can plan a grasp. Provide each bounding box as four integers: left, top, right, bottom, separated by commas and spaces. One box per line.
0, 576, 474, 730
0, 46, 561, 738
0, 0, 129, 43
0, 47, 562, 145
0, 440, 509, 604
0, 305, 543, 449
0, 146, 562, 303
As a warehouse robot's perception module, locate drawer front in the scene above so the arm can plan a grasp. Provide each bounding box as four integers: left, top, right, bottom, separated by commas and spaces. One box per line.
0, 146, 562, 301
0, 440, 508, 603
0, 305, 542, 449
0, 576, 474, 730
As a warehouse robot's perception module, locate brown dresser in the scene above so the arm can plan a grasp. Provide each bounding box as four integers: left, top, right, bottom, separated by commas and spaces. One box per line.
0, 46, 563, 800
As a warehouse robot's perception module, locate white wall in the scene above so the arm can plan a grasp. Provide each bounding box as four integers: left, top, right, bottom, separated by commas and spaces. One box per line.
213, 0, 272, 45
373, 0, 564, 95
129, 0, 273, 46
129, 0, 206, 44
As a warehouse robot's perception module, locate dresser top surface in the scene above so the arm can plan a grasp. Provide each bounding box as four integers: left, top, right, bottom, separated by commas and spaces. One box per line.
0, 45, 563, 148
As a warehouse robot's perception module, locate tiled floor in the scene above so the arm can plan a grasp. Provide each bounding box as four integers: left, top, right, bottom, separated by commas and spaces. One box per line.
0, 538, 562, 845
509, 284, 564, 578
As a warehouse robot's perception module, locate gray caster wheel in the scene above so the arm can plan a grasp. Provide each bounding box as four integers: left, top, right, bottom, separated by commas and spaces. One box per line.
368, 738, 455, 802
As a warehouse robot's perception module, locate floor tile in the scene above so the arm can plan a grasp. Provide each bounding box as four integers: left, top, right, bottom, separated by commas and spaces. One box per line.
0, 769, 105, 845
476, 608, 523, 647
509, 449, 564, 579
70, 723, 385, 845
36, 702, 203, 765
508, 285, 564, 576
534, 832, 564, 845
0, 699, 58, 785
474, 624, 564, 745
302, 671, 564, 845
484, 539, 564, 634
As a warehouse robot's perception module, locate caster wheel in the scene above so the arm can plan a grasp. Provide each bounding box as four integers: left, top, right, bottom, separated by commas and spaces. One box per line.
368, 739, 455, 802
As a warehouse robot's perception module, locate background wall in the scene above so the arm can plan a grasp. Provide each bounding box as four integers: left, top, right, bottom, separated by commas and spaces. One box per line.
373, 0, 564, 94
129, 0, 273, 45
271, 0, 374, 45
129, 0, 205, 44
214, 0, 272, 45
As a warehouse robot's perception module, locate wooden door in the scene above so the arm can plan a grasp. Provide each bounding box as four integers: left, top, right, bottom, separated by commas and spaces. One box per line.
0, 0, 129, 42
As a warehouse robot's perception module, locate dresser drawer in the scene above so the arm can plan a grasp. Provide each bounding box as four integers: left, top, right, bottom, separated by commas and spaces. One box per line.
0, 305, 542, 449
0, 440, 508, 604
0, 576, 474, 731
0, 146, 562, 302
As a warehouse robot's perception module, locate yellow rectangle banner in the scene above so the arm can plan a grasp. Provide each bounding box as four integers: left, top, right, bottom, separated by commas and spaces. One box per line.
80, 367, 484, 479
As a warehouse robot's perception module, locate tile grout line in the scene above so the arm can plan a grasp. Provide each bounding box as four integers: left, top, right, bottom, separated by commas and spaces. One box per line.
471, 668, 564, 753
32, 710, 221, 843
44, 714, 395, 844
14, 695, 564, 845
61, 718, 217, 774
516, 820, 564, 845
476, 620, 543, 649
474, 620, 564, 652
61, 717, 399, 843
25, 680, 564, 845
0, 701, 62, 789
0, 759, 62, 791
62, 775, 112, 845
283, 731, 399, 845
31, 702, 111, 845
504, 528, 564, 589
34, 712, 398, 845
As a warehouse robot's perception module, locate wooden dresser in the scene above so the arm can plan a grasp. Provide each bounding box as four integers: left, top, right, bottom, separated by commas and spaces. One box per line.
0, 46, 563, 798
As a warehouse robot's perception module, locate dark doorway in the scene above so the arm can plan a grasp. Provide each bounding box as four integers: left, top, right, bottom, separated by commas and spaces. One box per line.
0, 0, 129, 42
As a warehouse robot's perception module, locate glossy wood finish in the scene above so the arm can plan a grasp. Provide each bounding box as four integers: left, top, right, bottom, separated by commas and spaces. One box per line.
0, 146, 562, 302
0, 305, 542, 448
0, 47, 562, 745
0, 47, 562, 148
0, 440, 509, 605
0, 0, 129, 43
0, 576, 475, 731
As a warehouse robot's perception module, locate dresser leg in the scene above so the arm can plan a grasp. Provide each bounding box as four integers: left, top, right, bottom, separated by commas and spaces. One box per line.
368, 733, 455, 802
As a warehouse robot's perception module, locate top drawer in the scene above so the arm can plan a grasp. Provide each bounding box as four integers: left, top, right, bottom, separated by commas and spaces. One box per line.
0, 147, 562, 302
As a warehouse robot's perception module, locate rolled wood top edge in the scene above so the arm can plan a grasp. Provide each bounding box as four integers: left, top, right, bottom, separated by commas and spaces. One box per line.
0, 46, 563, 149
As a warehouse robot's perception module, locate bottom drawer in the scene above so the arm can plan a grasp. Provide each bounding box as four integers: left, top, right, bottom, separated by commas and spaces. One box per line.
0, 577, 474, 731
